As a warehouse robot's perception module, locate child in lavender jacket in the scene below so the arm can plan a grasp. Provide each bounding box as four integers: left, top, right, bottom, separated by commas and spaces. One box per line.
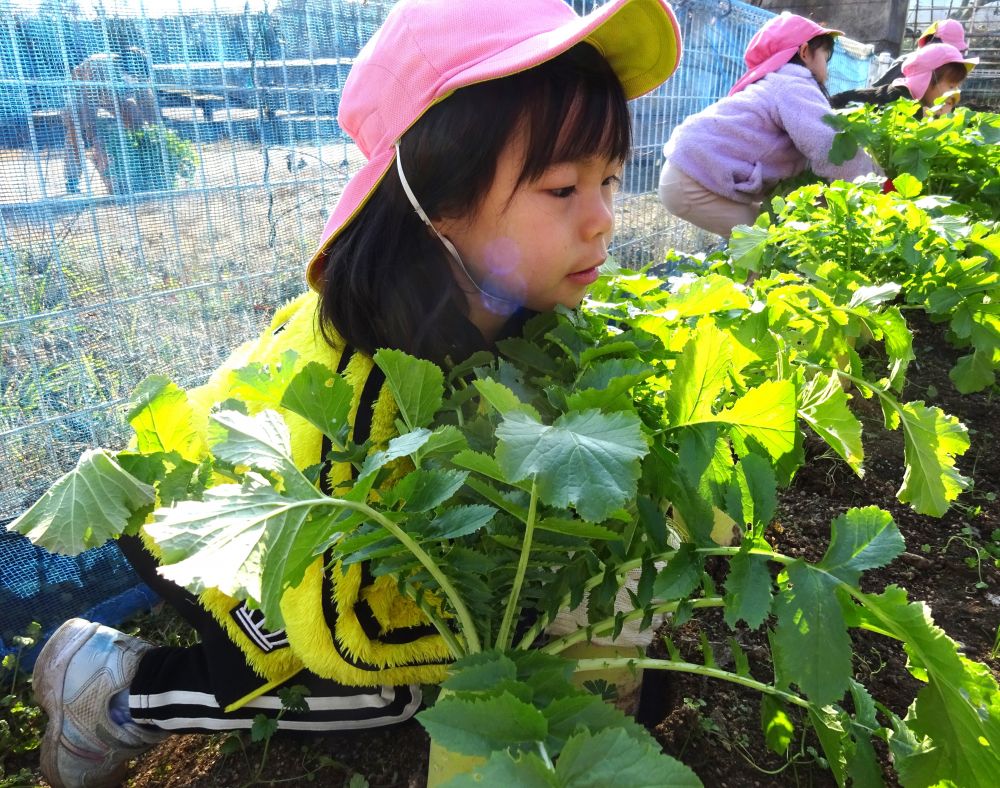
659, 13, 878, 239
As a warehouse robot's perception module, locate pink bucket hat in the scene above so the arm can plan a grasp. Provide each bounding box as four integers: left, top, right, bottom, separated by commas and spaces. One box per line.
918, 19, 968, 52
892, 43, 978, 101
728, 12, 841, 96
305, 0, 682, 290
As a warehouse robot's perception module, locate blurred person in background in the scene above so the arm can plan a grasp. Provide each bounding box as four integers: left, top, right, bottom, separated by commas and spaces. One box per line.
871, 18, 969, 89
830, 43, 978, 116
62, 47, 158, 194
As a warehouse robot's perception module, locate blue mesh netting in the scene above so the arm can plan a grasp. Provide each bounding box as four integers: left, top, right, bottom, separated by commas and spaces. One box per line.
2, 0, 872, 660
0, 531, 158, 665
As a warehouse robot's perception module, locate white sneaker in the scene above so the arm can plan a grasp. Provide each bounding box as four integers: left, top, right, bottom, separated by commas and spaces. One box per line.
33, 618, 166, 788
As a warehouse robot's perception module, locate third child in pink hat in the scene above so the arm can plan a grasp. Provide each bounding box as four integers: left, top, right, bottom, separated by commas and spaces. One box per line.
871, 18, 969, 89
832, 42, 977, 114
894, 43, 978, 103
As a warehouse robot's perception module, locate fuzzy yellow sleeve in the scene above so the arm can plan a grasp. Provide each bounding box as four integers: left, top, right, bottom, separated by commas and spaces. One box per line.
152, 291, 451, 697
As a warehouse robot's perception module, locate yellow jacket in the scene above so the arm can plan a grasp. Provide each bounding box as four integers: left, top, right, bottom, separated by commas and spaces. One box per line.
142, 291, 451, 710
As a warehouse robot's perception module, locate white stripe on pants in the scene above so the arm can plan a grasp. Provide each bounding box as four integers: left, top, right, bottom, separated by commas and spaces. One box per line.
130, 683, 422, 733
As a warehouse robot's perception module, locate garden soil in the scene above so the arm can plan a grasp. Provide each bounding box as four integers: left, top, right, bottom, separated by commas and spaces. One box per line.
33, 311, 1000, 787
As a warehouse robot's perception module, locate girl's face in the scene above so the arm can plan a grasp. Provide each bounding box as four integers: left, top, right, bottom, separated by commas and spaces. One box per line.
437, 129, 620, 340
799, 41, 831, 85
923, 75, 964, 109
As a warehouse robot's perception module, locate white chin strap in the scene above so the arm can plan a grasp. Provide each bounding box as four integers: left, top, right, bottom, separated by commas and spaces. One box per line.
394, 142, 519, 308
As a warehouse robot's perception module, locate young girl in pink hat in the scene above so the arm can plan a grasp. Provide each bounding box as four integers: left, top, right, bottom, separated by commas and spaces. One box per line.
658, 12, 877, 240
28, 1, 683, 786
831, 43, 978, 115
871, 18, 969, 89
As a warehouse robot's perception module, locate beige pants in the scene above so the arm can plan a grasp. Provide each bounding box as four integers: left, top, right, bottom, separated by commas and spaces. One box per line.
659, 161, 761, 239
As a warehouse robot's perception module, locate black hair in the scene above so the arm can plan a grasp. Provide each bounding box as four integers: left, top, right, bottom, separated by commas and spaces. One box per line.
788, 33, 836, 99
930, 61, 969, 90
317, 42, 631, 366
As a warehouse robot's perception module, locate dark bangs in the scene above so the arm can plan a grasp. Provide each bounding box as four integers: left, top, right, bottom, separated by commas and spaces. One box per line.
809, 33, 836, 55
514, 42, 632, 186
933, 62, 970, 86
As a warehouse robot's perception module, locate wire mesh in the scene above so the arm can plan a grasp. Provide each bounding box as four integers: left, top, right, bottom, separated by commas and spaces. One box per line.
1, 0, 872, 654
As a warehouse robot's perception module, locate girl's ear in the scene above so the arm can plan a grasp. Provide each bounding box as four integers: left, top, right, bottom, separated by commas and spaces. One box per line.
798, 42, 810, 61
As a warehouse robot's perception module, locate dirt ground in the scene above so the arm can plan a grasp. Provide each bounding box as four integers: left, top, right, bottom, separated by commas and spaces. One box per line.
76, 312, 996, 788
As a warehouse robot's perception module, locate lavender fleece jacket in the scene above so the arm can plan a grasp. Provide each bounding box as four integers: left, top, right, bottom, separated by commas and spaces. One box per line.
663, 64, 878, 204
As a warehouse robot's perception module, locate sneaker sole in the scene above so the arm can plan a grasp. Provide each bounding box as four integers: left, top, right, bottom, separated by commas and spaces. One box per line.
33, 619, 129, 788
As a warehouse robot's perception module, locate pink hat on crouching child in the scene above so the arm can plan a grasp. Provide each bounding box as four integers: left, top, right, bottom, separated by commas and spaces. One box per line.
728, 12, 842, 96
918, 19, 968, 52
305, 0, 683, 290
891, 43, 978, 101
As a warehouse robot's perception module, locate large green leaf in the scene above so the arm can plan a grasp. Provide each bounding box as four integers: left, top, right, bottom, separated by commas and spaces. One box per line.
228, 349, 298, 404
896, 402, 970, 517
666, 319, 732, 426
554, 727, 703, 787
417, 692, 549, 758
774, 561, 851, 706
495, 410, 647, 523
798, 373, 864, 473
715, 380, 798, 462
8, 449, 155, 555
146, 476, 343, 629
723, 546, 772, 629
146, 481, 300, 609
382, 469, 469, 513
473, 379, 541, 419
127, 375, 204, 462
853, 586, 1000, 787
374, 348, 444, 431
280, 361, 354, 440
819, 506, 904, 586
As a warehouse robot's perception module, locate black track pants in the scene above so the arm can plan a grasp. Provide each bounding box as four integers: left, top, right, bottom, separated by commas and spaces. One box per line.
118, 535, 421, 733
